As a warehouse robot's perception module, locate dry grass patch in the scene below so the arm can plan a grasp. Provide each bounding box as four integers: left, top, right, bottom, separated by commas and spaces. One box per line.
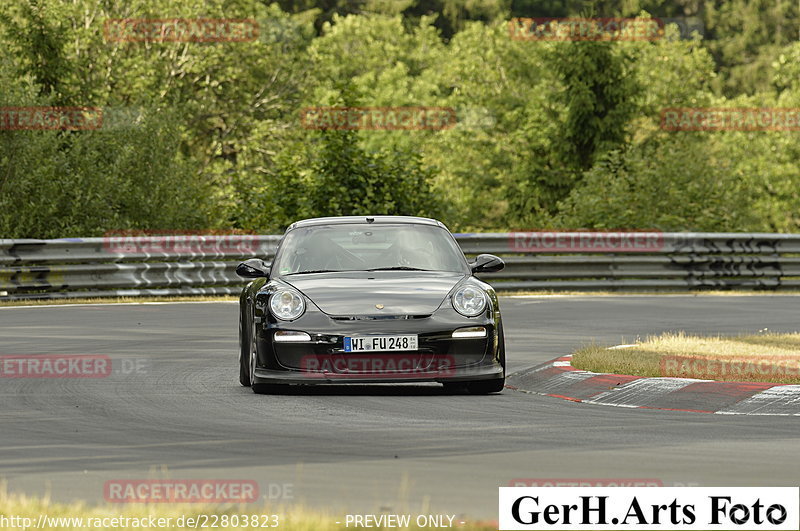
500, 290, 800, 297
0, 492, 496, 531
572, 331, 800, 385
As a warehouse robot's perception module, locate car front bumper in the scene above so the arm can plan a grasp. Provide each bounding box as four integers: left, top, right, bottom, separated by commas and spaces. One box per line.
252, 306, 504, 385
252, 364, 503, 384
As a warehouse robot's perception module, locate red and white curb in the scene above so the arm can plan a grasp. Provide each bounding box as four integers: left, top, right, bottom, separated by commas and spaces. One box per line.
507, 354, 800, 416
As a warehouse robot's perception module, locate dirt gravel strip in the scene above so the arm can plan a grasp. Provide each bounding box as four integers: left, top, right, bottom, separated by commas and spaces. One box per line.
507, 353, 800, 416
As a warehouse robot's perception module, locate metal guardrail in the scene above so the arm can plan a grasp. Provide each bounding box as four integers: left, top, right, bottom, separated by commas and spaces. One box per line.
1, 232, 799, 300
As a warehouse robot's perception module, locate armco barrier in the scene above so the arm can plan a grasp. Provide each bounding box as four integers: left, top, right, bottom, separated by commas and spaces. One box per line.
1, 232, 799, 300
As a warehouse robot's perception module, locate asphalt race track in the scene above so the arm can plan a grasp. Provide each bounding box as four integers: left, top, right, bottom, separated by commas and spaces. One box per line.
0, 296, 798, 519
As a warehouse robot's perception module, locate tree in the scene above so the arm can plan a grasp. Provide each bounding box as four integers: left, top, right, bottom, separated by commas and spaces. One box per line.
553, 134, 757, 231
1, 0, 74, 104
307, 129, 442, 219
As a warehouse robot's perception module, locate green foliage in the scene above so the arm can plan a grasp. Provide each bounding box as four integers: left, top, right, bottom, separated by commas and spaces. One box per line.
549, 41, 640, 171
553, 134, 755, 231
0, 0, 798, 238
703, 0, 799, 96
1, 0, 74, 103
500, 39, 640, 227
417, 20, 561, 229
231, 129, 443, 233
555, 91, 800, 233
772, 42, 800, 93
0, 16, 209, 238
0, 109, 210, 238
306, 130, 442, 220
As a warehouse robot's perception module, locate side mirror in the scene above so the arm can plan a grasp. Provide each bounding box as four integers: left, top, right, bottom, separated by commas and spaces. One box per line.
470, 253, 504, 274
236, 258, 271, 278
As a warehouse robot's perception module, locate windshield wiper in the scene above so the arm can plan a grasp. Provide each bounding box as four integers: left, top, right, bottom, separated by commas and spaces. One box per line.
285, 267, 432, 274
366, 266, 431, 271
284, 269, 340, 275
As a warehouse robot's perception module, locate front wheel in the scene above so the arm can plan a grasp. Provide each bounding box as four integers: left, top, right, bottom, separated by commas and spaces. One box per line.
238, 313, 251, 387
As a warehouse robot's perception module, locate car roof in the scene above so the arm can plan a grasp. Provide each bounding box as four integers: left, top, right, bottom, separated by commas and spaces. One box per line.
286, 216, 448, 231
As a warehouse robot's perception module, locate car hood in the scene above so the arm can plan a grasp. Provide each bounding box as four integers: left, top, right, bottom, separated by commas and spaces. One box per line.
280, 271, 467, 316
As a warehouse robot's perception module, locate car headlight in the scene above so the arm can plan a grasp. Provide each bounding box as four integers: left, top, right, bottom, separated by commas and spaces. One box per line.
452, 284, 488, 317
269, 288, 305, 320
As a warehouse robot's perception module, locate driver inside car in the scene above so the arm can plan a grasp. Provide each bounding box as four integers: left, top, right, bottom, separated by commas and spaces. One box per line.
377, 229, 435, 270
294, 231, 363, 272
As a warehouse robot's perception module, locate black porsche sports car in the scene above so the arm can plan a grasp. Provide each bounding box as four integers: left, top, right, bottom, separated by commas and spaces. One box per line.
236, 216, 506, 394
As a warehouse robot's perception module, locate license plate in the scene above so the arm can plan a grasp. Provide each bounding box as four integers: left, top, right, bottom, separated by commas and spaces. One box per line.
344, 335, 418, 352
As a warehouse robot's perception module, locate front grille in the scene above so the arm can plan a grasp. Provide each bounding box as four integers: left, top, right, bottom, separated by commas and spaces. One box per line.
330, 314, 431, 321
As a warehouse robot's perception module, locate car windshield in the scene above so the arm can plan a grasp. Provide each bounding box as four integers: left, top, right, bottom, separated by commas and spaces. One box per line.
272, 223, 468, 275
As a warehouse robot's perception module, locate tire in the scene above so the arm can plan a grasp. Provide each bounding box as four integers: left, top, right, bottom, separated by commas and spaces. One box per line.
238, 310, 251, 387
